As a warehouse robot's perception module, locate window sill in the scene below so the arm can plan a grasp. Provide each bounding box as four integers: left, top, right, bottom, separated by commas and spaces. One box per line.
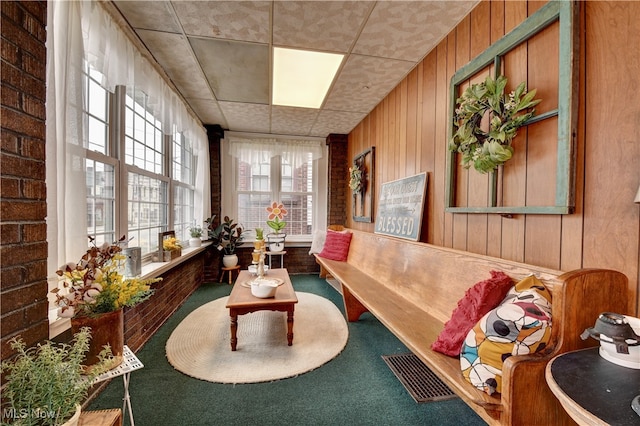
49, 243, 212, 338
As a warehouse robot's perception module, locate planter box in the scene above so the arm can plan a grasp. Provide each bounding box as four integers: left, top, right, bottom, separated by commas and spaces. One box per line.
163, 249, 181, 262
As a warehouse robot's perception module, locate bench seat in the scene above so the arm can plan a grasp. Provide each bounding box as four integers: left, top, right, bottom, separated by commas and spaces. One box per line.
315, 228, 629, 425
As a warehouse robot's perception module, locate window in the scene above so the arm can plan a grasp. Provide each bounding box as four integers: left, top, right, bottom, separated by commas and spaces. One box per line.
172, 131, 196, 241
222, 136, 327, 241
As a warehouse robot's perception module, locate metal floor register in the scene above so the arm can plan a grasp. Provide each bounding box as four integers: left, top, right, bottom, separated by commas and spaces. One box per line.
382, 353, 457, 403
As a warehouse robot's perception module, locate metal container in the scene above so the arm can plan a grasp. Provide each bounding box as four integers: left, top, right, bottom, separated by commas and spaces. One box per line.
122, 247, 141, 277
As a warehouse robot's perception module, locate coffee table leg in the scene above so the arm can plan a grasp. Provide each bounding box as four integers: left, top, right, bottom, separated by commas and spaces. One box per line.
287, 309, 294, 346
230, 313, 238, 351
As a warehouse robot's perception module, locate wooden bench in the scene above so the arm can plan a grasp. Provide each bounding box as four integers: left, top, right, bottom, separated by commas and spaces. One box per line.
315, 228, 628, 426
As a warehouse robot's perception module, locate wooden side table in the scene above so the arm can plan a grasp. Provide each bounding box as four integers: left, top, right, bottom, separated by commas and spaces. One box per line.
79, 409, 122, 426
220, 265, 241, 284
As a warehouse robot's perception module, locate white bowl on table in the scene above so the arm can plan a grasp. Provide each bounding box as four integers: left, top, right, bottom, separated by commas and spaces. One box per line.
250, 278, 279, 298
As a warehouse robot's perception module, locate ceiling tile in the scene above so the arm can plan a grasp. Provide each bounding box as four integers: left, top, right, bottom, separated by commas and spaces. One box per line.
273, 1, 374, 52
219, 101, 271, 133
186, 98, 228, 128
271, 106, 319, 136
172, 1, 271, 43
136, 30, 212, 100
324, 54, 416, 113
354, 1, 478, 62
114, 1, 180, 32
190, 38, 269, 104
312, 110, 367, 137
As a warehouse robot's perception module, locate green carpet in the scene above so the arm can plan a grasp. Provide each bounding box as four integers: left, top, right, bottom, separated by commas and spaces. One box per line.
88, 274, 486, 425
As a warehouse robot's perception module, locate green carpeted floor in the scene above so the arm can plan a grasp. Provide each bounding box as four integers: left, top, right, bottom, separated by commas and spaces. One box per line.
88, 274, 486, 425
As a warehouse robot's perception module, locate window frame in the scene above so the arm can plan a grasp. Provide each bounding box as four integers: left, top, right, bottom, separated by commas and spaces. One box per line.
221, 138, 327, 243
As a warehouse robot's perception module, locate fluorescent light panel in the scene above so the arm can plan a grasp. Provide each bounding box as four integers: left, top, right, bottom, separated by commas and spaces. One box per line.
272, 47, 344, 109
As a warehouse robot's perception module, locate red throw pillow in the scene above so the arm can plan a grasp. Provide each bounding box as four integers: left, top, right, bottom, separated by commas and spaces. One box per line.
317, 230, 352, 261
431, 270, 513, 357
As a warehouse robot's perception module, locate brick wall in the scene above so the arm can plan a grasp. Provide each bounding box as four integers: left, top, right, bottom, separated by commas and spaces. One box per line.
1, 0, 49, 360
124, 254, 204, 352
326, 134, 348, 226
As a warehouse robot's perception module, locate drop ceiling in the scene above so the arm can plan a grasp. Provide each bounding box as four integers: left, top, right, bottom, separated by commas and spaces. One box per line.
112, 1, 479, 138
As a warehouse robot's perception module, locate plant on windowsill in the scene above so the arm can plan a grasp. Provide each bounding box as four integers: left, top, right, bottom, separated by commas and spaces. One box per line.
1, 327, 112, 426
206, 215, 244, 267
189, 225, 203, 248
266, 202, 287, 253
162, 236, 183, 260
449, 75, 541, 174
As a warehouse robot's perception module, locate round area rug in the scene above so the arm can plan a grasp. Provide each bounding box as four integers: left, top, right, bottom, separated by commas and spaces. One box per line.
165, 292, 348, 384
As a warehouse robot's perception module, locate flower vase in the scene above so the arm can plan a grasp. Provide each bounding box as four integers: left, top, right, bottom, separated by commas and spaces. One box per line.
71, 309, 124, 368
189, 237, 202, 248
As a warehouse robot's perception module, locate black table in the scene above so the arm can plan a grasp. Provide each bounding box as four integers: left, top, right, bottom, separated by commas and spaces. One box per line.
546, 347, 640, 425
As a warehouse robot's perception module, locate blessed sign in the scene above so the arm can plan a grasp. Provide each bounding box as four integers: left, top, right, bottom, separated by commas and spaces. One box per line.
374, 172, 427, 241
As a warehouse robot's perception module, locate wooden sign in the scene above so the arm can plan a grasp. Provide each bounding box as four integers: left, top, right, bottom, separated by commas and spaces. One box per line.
374, 172, 427, 241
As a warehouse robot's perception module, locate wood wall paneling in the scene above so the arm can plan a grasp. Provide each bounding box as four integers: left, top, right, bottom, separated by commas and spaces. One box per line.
345, 0, 639, 315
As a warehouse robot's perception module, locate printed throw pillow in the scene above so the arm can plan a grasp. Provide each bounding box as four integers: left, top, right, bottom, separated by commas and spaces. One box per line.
431, 271, 514, 357
460, 275, 553, 395
317, 230, 353, 261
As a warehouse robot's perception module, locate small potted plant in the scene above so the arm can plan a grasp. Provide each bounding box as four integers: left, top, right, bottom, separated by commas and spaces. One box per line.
254, 227, 265, 251
1, 328, 111, 426
162, 236, 182, 260
266, 202, 287, 252
206, 215, 244, 267
189, 225, 203, 248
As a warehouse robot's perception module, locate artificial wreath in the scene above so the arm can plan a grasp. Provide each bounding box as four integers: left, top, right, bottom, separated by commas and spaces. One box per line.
449, 75, 541, 174
348, 163, 364, 194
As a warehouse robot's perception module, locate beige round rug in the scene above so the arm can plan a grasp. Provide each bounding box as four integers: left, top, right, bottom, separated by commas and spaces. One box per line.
165, 292, 348, 384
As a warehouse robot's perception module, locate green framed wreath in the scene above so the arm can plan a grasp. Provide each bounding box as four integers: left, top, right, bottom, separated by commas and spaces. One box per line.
449, 75, 541, 174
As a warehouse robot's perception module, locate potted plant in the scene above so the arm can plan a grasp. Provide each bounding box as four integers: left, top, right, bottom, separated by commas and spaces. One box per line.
162, 236, 182, 260
50, 236, 161, 366
449, 75, 541, 174
266, 202, 287, 252
188, 225, 203, 248
254, 227, 265, 251
1, 328, 111, 426
206, 215, 244, 267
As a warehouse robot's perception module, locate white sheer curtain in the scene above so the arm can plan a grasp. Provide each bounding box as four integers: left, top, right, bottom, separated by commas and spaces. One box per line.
227, 135, 324, 164
46, 0, 210, 275
46, 0, 88, 276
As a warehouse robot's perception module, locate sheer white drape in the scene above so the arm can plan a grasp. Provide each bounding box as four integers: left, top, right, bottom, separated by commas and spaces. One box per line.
46, 0, 210, 275
46, 0, 88, 277
227, 135, 324, 165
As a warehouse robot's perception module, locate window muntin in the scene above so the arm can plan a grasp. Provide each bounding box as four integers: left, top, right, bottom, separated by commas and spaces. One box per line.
85, 159, 116, 246
125, 88, 165, 174
85, 65, 109, 155
127, 172, 168, 256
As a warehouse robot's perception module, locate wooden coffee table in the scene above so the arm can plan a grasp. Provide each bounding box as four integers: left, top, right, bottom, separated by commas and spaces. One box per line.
225, 268, 298, 351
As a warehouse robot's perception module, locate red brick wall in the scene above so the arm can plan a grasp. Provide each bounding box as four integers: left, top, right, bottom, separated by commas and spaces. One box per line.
1, 0, 49, 360
124, 254, 204, 352
326, 134, 348, 226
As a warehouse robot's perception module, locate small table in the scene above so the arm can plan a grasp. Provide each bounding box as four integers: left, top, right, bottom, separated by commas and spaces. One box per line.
220, 265, 241, 284
225, 268, 298, 351
93, 346, 143, 426
266, 250, 286, 268
546, 347, 640, 426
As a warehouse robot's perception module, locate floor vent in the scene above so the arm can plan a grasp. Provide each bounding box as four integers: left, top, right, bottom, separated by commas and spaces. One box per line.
382, 353, 457, 403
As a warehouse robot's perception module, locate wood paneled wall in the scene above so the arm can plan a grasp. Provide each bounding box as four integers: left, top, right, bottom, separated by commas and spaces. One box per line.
346, 0, 640, 315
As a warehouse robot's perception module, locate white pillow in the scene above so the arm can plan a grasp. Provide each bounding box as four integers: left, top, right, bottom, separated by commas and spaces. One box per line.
308, 230, 327, 255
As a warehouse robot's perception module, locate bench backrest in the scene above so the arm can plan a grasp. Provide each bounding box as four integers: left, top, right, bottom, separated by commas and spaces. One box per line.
345, 229, 564, 325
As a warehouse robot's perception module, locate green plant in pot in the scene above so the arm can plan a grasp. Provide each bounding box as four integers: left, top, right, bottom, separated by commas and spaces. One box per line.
449, 75, 541, 174
1, 328, 111, 426
206, 215, 244, 267
189, 225, 203, 248
265, 202, 287, 252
